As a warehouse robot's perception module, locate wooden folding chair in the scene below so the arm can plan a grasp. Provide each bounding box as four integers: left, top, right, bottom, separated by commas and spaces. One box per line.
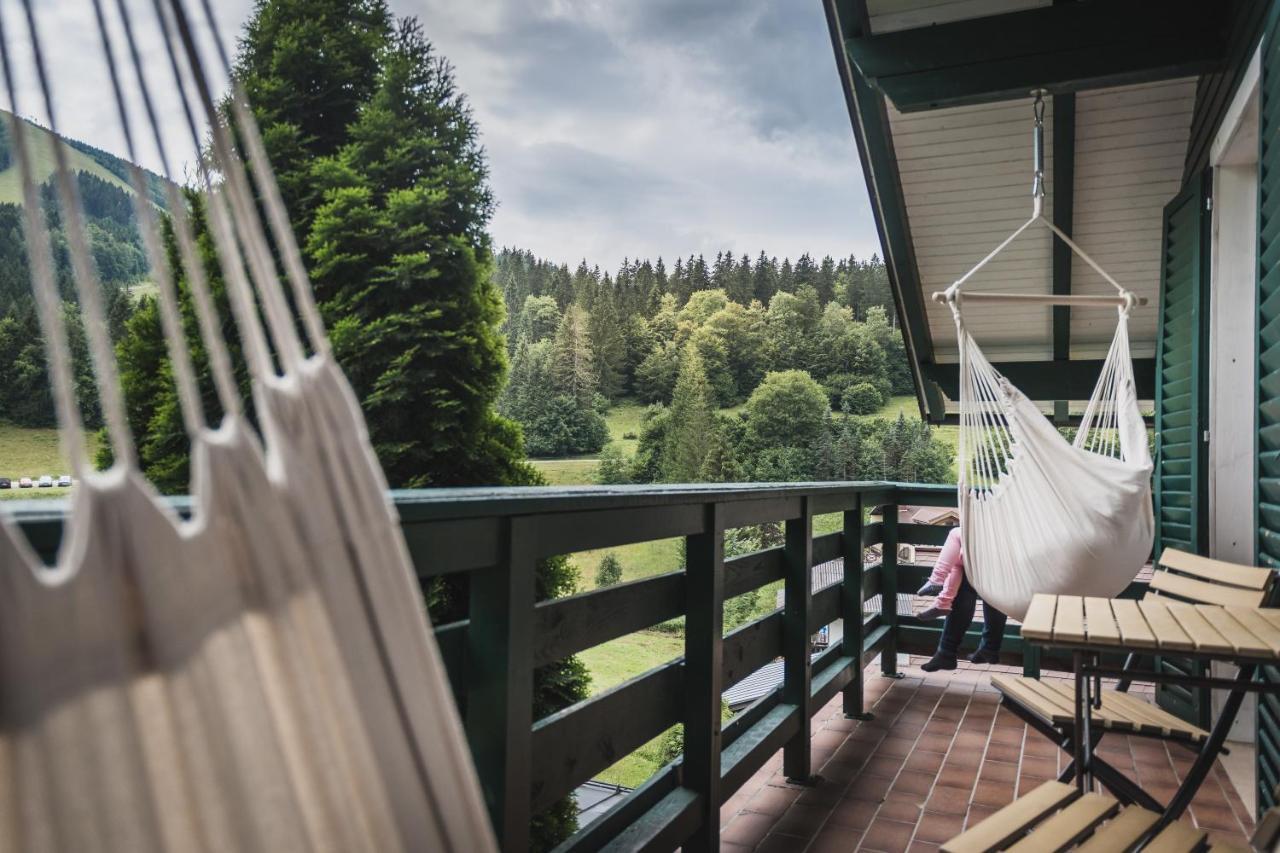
990, 549, 1274, 818
941, 779, 1253, 852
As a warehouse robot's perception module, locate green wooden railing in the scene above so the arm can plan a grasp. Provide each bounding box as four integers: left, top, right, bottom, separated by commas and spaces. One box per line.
3, 481, 1148, 851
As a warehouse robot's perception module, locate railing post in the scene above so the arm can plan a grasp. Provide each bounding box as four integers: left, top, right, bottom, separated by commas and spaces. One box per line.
881, 502, 901, 678
466, 516, 536, 851
843, 494, 872, 719
683, 503, 725, 852
784, 497, 816, 783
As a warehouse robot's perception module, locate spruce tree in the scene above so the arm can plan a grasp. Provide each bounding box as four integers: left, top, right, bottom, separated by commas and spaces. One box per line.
661, 342, 717, 481
307, 18, 526, 487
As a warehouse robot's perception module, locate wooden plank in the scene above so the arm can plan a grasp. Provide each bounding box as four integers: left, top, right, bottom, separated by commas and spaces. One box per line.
1111, 598, 1158, 649
1224, 606, 1280, 656
1142, 817, 1207, 853
1053, 595, 1087, 643
1021, 594, 1057, 641
941, 781, 1078, 853
991, 675, 1074, 726
1006, 792, 1118, 853
1149, 570, 1268, 607
1199, 607, 1275, 658
682, 505, 724, 852
1084, 597, 1121, 644
1074, 805, 1159, 853
1159, 548, 1272, 590
1138, 599, 1196, 652
1166, 602, 1236, 655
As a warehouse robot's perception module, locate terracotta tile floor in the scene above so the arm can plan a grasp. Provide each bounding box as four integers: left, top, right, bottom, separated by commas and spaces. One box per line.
718, 659, 1255, 852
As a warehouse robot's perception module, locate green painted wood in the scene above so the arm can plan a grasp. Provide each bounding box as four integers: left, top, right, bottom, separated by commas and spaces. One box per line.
923, 358, 1156, 404
598, 787, 700, 853
531, 662, 683, 813
721, 612, 782, 690
550, 767, 679, 853
782, 498, 814, 782
844, 0, 1228, 114
843, 502, 866, 717
1261, 12, 1280, 815
1052, 90, 1076, 422
466, 516, 537, 851
1184, 1, 1269, 182
880, 504, 899, 677
1155, 171, 1213, 731
682, 504, 724, 853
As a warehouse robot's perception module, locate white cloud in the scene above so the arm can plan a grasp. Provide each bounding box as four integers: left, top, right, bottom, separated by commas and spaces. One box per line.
0, 0, 880, 269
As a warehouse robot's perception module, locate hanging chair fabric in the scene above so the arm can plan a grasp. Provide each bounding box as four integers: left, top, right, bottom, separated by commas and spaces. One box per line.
0, 0, 497, 850
949, 294, 1155, 623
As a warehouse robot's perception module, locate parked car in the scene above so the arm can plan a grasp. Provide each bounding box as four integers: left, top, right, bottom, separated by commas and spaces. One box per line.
37, 475, 52, 488
18, 478, 32, 488
0, 478, 10, 489
56, 475, 71, 487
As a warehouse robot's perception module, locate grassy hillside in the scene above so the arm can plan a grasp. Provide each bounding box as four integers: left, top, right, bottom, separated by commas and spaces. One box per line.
0, 116, 141, 205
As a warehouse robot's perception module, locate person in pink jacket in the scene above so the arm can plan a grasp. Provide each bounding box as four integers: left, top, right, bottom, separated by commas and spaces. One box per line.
916, 526, 963, 621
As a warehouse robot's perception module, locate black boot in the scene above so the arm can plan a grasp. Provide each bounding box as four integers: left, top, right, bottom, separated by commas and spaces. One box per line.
967, 648, 1000, 665
916, 582, 943, 596
920, 653, 957, 672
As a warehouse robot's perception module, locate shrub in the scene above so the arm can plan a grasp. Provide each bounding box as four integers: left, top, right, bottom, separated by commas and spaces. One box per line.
595, 553, 623, 587
595, 443, 632, 485
841, 381, 884, 415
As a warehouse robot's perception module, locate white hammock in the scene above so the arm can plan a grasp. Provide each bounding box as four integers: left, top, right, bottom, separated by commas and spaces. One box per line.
0, 1, 496, 850
939, 94, 1154, 622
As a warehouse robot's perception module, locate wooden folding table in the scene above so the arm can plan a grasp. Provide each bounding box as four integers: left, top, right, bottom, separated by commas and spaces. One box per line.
1019, 592, 1280, 831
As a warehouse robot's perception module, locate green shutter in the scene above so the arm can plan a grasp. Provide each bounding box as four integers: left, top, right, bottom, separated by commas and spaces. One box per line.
1153, 175, 1212, 729
1155, 179, 1210, 558
1258, 5, 1280, 815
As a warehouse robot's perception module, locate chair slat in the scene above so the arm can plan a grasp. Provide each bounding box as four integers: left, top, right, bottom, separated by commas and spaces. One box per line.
1199, 607, 1274, 657
1159, 548, 1272, 590
1053, 595, 1086, 643
1110, 599, 1157, 649
1021, 594, 1057, 641
1142, 817, 1207, 852
1004, 792, 1117, 853
1166, 603, 1235, 655
1137, 599, 1195, 652
1084, 597, 1120, 644
1149, 570, 1267, 608
1074, 805, 1160, 853
941, 781, 1078, 853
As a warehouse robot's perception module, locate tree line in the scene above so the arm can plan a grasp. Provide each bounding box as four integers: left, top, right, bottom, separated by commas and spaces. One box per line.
496, 247, 952, 486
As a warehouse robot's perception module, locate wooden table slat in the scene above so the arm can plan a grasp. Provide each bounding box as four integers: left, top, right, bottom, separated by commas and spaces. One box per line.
1110, 599, 1157, 649
1053, 595, 1086, 643
1084, 597, 1120, 644
1224, 607, 1280, 655
1137, 599, 1195, 652
1159, 549, 1272, 590
1021, 593, 1057, 641
1166, 603, 1235, 655
1199, 606, 1273, 657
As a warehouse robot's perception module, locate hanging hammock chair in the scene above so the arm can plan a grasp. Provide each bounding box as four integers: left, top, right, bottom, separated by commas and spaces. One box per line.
938, 93, 1154, 622
0, 0, 497, 850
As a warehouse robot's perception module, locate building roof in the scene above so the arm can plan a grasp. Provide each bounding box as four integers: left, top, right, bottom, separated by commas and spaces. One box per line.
823, 0, 1248, 422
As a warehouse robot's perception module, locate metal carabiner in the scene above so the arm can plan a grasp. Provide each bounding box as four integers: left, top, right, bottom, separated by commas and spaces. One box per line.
1031, 89, 1046, 200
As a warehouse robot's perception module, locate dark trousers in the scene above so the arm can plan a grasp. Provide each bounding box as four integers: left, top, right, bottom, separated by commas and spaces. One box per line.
937, 573, 1007, 658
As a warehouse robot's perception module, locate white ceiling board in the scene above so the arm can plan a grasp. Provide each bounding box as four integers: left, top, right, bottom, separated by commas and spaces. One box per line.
866, 0, 1049, 34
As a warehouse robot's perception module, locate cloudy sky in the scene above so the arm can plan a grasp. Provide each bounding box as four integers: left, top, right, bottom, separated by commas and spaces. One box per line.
4, 0, 878, 271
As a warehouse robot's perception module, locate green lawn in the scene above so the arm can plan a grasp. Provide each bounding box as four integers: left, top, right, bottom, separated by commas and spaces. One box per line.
578, 629, 685, 787
0, 425, 94, 500
529, 457, 598, 485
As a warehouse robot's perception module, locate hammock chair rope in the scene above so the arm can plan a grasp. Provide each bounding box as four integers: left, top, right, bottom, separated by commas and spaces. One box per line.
937, 91, 1154, 621
0, 1, 497, 850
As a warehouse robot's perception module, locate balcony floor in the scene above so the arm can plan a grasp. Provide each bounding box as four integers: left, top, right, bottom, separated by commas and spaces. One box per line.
719, 660, 1255, 852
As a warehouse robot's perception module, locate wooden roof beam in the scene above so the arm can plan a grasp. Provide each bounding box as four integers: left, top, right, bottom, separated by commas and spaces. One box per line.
845, 0, 1234, 114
